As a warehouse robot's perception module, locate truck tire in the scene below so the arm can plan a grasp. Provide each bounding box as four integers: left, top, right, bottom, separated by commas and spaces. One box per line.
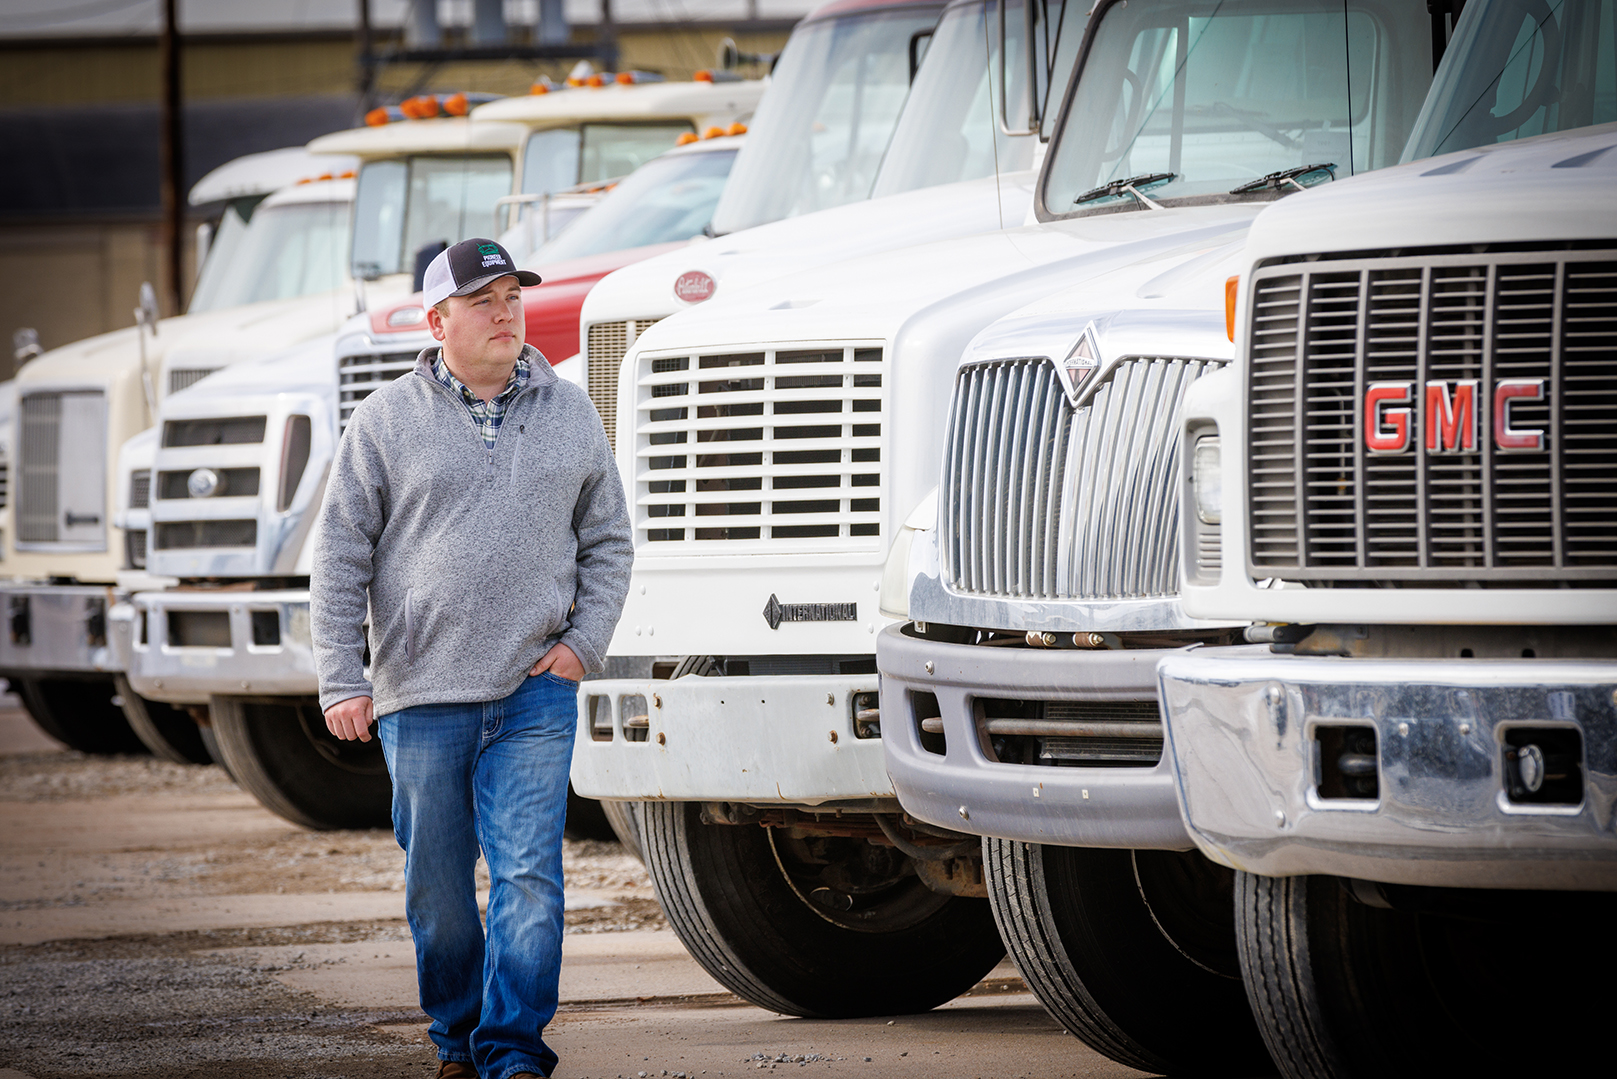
601, 800, 645, 862
564, 784, 619, 841
640, 800, 1003, 1018
209, 695, 391, 830
1235, 872, 1611, 1078
114, 675, 211, 765
15, 676, 149, 755
986, 839, 1272, 1076
197, 719, 236, 781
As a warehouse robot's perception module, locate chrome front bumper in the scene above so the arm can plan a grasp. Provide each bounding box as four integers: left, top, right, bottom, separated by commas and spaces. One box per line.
115, 588, 317, 705
571, 674, 892, 804
1156, 651, 1617, 891
877, 623, 1228, 849
0, 583, 119, 676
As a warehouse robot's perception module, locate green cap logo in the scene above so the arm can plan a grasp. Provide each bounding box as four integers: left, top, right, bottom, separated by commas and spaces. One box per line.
478, 243, 500, 256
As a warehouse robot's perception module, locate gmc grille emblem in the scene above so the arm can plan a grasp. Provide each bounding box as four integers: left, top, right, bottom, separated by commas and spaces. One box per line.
1364, 378, 1545, 455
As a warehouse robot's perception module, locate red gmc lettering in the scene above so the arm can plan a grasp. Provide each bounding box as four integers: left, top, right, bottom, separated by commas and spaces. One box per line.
1425, 379, 1479, 453
1365, 382, 1413, 453
1494, 378, 1546, 451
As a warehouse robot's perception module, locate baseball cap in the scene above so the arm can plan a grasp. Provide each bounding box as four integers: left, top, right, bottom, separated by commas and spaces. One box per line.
422, 238, 541, 307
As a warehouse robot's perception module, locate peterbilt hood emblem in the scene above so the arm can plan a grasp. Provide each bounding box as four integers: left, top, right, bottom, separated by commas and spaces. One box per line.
1053, 323, 1101, 405
674, 270, 716, 304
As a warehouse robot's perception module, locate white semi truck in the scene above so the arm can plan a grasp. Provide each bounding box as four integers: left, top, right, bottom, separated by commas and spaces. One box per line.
108, 0, 1073, 834
0, 153, 366, 761
573, 0, 1440, 1026
1155, 0, 1616, 1073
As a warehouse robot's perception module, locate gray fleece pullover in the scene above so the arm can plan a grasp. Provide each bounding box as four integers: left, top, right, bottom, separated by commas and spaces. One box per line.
311, 345, 632, 716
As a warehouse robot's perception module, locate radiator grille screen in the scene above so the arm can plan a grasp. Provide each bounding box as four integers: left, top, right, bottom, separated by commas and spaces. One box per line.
128, 470, 151, 510
17, 393, 60, 542
942, 357, 1221, 600
587, 318, 660, 451
1246, 249, 1617, 585
167, 368, 218, 395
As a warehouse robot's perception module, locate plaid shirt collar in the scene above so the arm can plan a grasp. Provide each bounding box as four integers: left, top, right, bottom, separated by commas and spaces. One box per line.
432, 351, 530, 449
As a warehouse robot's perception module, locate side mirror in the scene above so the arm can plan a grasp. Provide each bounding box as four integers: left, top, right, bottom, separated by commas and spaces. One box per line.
999, 0, 1048, 135
908, 29, 935, 83
717, 36, 778, 73
136, 281, 160, 334
12, 327, 42, 367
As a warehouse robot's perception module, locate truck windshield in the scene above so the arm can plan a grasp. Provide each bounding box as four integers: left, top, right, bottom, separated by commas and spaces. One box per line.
529, 146, 739, 265
520, 122, 699, 197
1404, 0, 1617, 160
1041, 0, 1433, 216
187, 198, 350, 313
709, 4, 943, 234
873, 0, 1079, 197
351, 154, 513, 279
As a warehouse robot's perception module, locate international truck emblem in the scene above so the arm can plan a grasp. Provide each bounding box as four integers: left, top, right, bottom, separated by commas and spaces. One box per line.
1054, 324, 1101, 405
674, 270, 716, 304
1364, 378, 1545, 454
762, 593, 857, 630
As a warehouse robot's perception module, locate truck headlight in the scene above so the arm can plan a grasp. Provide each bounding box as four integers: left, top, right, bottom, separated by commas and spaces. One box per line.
1192, 435, 1222, 526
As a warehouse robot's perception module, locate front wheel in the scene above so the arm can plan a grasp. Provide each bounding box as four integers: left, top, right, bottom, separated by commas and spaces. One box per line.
15, 676, 149, 755
639, 800, 1004, 1018
209, 695, 391, 830
986, 839, 1272, 1076
115, 675, 211, 764
1237, 872, 1614, 1078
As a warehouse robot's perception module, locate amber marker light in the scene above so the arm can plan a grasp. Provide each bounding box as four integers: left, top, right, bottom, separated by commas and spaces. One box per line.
675, 132, 699, 146
694, 69, 714, 82
529, 82, 550, 94
365, 107, 390, 126
726, 122, 748, 136
1225, 276, 1239, 342
702, 126, 725, 139
586, 73, 606, 87
443, 92, 470, 116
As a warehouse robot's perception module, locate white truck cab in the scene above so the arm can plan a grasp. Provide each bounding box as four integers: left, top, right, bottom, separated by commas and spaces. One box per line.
0, 155, 364, 761
1155, 0, 1617, 1071
576, 0, 1064, 446
574, 0, 1441, 1036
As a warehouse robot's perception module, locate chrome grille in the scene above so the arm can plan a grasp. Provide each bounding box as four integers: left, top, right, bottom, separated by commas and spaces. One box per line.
338, 351, 417, 430
18, 393, 60, 542
942, 357, 1222, 600
167, 367, 217, 395
129, 469, 151, 509
587, 318, 660, 450
634, 345, 883, 547
1246, 249, 1617, 585
126, 529, 147, 569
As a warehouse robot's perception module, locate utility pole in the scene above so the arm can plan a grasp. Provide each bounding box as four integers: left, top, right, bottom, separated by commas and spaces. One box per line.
356, 0, 376, 117
159, 0, 184, 315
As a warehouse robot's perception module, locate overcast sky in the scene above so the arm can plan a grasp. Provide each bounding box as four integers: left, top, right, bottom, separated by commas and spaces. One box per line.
0, 0, 818, 38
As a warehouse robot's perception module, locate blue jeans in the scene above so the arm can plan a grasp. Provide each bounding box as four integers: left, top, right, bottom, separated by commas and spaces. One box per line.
378, 672, 577, 1079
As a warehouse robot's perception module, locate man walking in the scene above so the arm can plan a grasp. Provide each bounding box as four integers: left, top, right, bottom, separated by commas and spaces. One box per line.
312, 237, 632, 1079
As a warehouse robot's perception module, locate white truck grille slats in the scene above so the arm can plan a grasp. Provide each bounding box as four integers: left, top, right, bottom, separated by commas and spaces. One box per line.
942, 357, 1221, 600
129, 470, 151, 509
0, 456, 9, 512
634, 345, 884, 548
587, 318, 660, 451
167, 368, 218, 395
1247, 248, 1617, 586
339, 350, 419, 430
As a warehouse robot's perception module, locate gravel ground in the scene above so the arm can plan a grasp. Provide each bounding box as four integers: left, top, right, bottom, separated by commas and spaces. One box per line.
0, 746, 667, 1078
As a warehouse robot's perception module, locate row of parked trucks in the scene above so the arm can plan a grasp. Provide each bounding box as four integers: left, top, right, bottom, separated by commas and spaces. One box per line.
5, 0, 1612, 1074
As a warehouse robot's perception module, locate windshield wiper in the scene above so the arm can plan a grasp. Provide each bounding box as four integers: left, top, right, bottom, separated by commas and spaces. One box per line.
1229, 163, 1338, 195
1074, 172, 1175, 210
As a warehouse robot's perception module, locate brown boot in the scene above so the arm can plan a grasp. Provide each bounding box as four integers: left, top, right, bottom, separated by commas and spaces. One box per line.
435, 1061, 478, 1079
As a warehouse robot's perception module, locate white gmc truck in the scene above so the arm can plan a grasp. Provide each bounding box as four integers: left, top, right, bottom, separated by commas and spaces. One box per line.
1156, 0, 1616, 1073
573, 0, 1439, 1025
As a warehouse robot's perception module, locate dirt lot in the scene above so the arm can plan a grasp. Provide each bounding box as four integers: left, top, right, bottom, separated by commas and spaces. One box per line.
0, 701, 1148, 1079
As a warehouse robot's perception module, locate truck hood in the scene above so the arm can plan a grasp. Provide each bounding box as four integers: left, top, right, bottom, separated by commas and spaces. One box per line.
579, 169, 1038, 324
1245, 121, 1617, 264
15, 288, 362, 390
157, 332, 341, 408
630, 202, 1263, 354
